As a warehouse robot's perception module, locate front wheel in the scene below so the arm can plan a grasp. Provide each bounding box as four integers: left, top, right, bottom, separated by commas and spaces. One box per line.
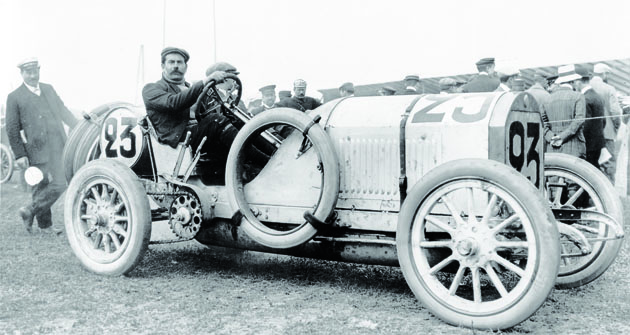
64, 159, 151, 276
397, 159, 559, 330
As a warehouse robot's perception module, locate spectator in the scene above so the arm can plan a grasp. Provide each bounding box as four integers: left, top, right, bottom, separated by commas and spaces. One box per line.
591, 63, 623, 182
460, 57, 500, 92
142, 47, 266, 184
5, 57, 78, 235
570, 65, 606, 167
249, 84, 277, 115
495, 67, 519, 91
276, 79, 322, 112
527, 70, 551, 110
378, 86, 396, 96
397, 75, 422, 95
544, 64, 586, 159
339, 82, 355, 97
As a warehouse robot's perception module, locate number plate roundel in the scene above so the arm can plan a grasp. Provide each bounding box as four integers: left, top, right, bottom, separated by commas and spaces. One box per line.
100, 108, 144, 166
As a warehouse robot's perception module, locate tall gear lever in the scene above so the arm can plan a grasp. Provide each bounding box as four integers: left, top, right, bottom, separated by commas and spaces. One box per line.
172, 131, 191, 179
182, 136, 207, 183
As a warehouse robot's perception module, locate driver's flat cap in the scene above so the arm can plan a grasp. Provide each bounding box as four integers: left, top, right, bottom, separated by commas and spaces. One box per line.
205, 62, 239, 76
293, 79, 307, 88
161, 47, 190, 62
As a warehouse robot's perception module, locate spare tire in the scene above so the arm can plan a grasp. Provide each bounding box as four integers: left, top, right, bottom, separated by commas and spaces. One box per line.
225, 108, 340, 249
63, 102, 135, 183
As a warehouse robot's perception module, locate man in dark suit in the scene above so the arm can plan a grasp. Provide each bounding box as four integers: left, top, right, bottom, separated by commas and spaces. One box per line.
142, 47, 230, 149
461, 58, 500, 93
544, 64, 586, 159
5, 58, 78, 234
571, 65, 606, 167
249, 84, 277, 115
276, 79, 322, 112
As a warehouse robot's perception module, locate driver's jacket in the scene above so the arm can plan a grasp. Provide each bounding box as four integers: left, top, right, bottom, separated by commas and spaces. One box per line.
142, 77, 204, 148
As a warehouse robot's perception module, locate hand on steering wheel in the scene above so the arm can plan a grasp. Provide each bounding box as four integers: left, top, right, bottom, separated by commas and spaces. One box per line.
195, 72, 242, 120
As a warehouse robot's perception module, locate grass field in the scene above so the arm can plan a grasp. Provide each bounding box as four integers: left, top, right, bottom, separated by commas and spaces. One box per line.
0, 181, 628, 335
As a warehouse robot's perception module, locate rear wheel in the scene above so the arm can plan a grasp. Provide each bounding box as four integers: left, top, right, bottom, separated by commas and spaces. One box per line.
544, 153, 624, 289
0, 144, 14, 184
64, 159, 151, 276
397, 159, 559, 330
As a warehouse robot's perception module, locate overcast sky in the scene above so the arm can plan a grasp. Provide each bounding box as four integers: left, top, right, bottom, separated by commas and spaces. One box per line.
2, 0, 629, 111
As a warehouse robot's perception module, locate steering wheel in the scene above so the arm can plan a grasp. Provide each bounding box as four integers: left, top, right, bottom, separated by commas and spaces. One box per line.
195, 73, 242, 120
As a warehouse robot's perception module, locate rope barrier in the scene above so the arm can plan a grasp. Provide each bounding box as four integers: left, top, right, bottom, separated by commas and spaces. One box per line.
545, 114, 628, 124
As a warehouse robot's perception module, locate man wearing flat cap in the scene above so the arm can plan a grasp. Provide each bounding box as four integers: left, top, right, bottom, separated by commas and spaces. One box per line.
591, 63, 622, 181
378, 86, 396, 96
397, 75, 422, 95
544, 64, 587, 159
143, 47, 229, 148
461, 58, 500, 93
6, 57, 78, 234
339, 82, 355, 98
143, 47, 266, 183
276, 79, 322, 112
250, 84, 277, 115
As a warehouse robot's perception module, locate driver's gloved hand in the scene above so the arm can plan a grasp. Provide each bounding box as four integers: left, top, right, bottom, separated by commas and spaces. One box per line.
204, 70, 227, 85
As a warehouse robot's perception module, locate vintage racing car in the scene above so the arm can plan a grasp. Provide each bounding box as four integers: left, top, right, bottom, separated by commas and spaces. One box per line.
62, 75, 624, 330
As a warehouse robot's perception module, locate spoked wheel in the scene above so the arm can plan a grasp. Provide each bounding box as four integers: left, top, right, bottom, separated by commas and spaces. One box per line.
0, 144, 14, 184
65, 159, 151, 276
544, 153, 624, 289
397, 159, 559, 330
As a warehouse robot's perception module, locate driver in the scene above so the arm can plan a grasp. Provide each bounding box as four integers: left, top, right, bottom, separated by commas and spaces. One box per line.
142, 47, 266, 183
142, 47, 231, 150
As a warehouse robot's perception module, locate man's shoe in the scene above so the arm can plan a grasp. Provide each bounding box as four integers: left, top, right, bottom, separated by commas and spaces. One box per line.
18, 207, 34, 234
40, 227, 63, 236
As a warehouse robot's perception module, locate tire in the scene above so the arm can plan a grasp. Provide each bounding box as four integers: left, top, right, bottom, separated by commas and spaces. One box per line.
63, 102, 134, 182
72, 122, 101, 174
544, 153, 624, 289
0, 144, 14, 184
64, 159, 151, 276
63, 118, 91, 182
397, 159, 560, 330
225, 108, 340, 248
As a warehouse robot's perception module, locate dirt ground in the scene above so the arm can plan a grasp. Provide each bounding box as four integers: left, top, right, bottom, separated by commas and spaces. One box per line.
0, 179, 629, 335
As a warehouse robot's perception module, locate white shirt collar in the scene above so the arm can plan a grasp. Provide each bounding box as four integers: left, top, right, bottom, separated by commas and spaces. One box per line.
478, 72, 489, 76
406, 86, 418, 92
560, 83, 573, 89
499, 83, 510, 91
580, 85, 592, 94
262, 101, 275, 108
24, 82, 40, 96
